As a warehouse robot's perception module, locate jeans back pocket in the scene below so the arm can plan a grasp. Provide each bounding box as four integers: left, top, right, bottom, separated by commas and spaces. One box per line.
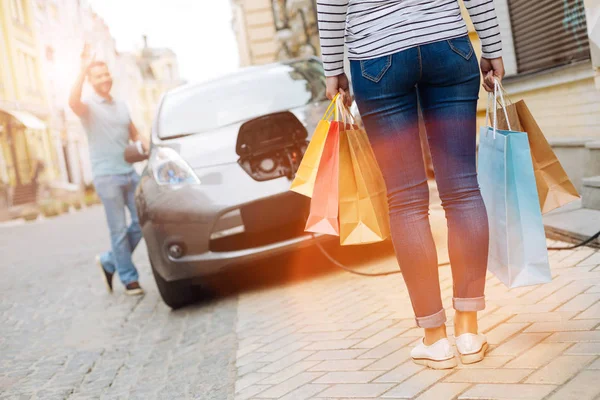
360, 55, 392, 83
447, 36, 474, 60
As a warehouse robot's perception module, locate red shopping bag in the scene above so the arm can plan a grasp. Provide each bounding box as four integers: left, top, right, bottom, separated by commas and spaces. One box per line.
304, 120, 341, 236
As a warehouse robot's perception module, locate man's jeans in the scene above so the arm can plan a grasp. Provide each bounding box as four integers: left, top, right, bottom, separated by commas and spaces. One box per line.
94, 171, 142, 285
350, 36, 489, 328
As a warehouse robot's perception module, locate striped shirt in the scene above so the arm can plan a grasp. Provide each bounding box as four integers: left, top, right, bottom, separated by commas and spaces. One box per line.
317, 0, 503, 76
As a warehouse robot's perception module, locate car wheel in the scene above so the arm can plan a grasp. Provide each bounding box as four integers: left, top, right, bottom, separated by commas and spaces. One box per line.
150, 260, 197, 309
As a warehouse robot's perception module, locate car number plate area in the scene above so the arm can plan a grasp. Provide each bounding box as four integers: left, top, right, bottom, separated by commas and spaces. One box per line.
241, 193, 310, 233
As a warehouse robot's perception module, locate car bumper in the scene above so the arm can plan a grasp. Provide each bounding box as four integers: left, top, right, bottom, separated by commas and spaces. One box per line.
142, 219, 333, 281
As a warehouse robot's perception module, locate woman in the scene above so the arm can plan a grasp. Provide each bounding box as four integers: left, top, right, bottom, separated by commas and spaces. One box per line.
317, 0, 505, 369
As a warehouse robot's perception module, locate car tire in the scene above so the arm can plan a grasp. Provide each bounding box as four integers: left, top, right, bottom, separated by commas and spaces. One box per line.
150, 260, 197, 309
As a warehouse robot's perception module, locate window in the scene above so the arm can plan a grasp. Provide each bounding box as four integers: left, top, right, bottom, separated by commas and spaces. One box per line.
158, 59, 327, 139
10, 0, 27, 25
18, 51, 39, 92
508, 0, 591, 74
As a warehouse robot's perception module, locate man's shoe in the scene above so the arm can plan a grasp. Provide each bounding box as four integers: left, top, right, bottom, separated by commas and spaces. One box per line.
96, 255, 113, 293
455, 333, 488, 365
125, 282, 144, 296
411, 338, 457, 369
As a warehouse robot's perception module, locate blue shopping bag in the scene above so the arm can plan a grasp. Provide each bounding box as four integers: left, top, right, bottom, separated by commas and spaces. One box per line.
478, 82, 551, 288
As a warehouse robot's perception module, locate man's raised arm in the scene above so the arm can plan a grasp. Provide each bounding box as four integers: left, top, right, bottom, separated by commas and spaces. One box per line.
69, 45, 92, 117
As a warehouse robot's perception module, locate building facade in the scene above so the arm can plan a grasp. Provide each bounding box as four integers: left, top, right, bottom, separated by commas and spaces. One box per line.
471, 0, 600, 139
0, 0, 60, 212
130, 36, 183, 136
231, 0, 319, 66
34, 0, 93, 189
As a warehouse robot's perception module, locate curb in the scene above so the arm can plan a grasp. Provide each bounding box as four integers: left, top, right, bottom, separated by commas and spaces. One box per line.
545, 225, 600, 249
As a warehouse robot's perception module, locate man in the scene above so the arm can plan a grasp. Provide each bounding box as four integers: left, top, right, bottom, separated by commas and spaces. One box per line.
69, 48, 149, 296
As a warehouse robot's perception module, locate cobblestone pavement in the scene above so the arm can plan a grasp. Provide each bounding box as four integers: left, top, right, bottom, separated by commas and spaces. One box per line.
2, 204, 600, 400
233, 242, 600, 400
0, 207, 238, 400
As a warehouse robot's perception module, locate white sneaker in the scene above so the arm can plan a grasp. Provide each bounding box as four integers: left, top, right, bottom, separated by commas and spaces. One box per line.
411, 338, 457, 369
455, 333, 488, 364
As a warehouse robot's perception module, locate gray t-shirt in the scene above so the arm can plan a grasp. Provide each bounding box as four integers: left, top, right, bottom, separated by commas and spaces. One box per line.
80, 92, 134, 177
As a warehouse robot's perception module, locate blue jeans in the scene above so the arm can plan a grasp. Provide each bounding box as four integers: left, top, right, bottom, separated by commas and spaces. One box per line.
93, 171, 142, 285
350, 36, 489, 328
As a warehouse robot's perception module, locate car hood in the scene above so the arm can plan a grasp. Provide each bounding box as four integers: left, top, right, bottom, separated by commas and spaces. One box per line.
159, 102, 330, 169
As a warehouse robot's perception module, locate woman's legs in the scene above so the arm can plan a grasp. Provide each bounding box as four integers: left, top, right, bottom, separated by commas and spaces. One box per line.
418, 37, 489, 335
350, 49, 448, 336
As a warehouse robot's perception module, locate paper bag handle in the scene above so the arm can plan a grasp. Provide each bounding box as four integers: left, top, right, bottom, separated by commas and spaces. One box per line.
485, 78, 512, 138
323, 93, 341, 121
335, 94, 358, 129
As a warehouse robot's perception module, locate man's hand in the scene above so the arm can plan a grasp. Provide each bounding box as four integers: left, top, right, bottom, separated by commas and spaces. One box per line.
80, 43, 95, 76
129, 122, 150, 153
481, 57, 505, 92
326, 73, 352, 107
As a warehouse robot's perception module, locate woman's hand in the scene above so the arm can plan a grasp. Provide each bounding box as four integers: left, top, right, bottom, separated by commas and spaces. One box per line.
480, 57, 505, 92
326, 73, 352, 107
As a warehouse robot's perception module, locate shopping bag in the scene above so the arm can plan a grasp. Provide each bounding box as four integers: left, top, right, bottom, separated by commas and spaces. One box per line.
338, 124, 359, 242
290, 95, 339, 198
304, 118, 341, 236
339, 121, 390, 245
353, 127, 391, 242
493, 89, 580, 214
478, 81, 551, 288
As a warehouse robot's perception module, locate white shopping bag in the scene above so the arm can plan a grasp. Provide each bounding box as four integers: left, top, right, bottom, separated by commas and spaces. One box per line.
477, 81, 552, 288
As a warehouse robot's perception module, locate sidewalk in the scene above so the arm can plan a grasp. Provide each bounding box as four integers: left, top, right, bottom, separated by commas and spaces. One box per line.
232, 192, 600, 400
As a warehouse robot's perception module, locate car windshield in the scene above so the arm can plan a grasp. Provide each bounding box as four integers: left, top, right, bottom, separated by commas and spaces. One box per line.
158, 59, 327, 139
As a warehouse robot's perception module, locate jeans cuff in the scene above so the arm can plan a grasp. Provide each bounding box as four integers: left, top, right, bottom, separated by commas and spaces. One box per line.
415, 308, 447, 328
453, 296, 486, 312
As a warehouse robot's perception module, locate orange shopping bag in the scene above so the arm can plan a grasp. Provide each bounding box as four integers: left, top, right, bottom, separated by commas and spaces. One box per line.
304, 118, 341, 236
290, 95, 339, 198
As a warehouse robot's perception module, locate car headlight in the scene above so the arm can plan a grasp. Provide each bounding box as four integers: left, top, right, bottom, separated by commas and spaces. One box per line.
150, 147, 200, 186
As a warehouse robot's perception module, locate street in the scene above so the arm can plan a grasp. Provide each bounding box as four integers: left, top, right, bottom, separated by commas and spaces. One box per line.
0, 206, 239, 400
1, 206, 600, 400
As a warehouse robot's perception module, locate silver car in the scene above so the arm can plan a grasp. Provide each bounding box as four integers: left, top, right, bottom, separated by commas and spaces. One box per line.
136, 58, 345, 308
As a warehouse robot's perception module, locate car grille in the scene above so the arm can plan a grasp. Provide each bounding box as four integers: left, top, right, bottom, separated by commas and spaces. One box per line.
209, 193, 311, 253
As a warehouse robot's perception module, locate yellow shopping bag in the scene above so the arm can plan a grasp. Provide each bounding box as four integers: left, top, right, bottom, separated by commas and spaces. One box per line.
290, 94, 339, 198
338, 105, 390, 245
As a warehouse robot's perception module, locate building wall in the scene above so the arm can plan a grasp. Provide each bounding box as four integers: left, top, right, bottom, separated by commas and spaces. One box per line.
232, 2, 253, 67
144, 52, 182, 126
463, 0, 600, 139
232, 0, 278, 66
502, 63, 600, 139
0, 0, 46, 109
585, 0, 600, 88
0, 0, 58, 188
0, 0, 48, 112
34, 0, 82, 185
112, 52, 147, 135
